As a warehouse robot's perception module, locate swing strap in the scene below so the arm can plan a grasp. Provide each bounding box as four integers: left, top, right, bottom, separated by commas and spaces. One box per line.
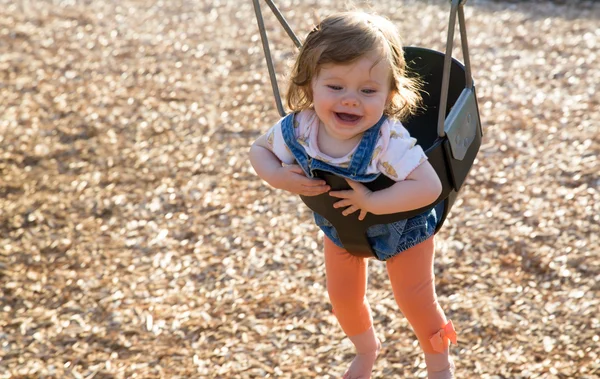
438, 0, 473, 138
251, 0, 300, 117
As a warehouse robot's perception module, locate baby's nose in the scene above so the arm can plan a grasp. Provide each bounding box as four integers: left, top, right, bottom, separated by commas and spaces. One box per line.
341, 95, 359, 107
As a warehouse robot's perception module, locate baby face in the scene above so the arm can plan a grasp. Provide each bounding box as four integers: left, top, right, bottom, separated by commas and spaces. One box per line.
311, 52, 392, 143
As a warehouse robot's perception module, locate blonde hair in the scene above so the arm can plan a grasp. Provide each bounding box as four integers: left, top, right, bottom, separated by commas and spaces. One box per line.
286, 11, 422, 121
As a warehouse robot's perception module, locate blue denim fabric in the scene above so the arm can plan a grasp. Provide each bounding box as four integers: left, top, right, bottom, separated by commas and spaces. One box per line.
281, 112, 438, 260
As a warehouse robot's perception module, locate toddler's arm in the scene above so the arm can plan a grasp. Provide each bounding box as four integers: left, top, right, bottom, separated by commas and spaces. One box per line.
366, 161, 442, 215
249, 134, 330, 196
330, 160, 442, 219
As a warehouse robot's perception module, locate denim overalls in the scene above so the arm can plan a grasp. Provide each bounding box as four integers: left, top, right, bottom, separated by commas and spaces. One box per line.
281, 112, 439, 261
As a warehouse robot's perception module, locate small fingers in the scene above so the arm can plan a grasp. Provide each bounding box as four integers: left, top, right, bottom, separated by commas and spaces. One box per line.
333, 199, 352, 209
301, 185, 330, 196
358, 209, 368, 221
329, 190, 352, 199
289, 171, 327, 187
342, 205, 358, 216
303, 179, 328, 187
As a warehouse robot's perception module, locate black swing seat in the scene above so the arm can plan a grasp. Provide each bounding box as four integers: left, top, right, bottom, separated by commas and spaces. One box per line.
251, 0, 482, 259
299, 47, 483, 258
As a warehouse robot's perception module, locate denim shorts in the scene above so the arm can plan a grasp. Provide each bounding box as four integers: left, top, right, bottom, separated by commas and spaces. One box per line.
314, 207, 439, 261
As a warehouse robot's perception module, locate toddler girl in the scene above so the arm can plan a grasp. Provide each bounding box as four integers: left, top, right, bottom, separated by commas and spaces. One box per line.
249, 11, 457, 379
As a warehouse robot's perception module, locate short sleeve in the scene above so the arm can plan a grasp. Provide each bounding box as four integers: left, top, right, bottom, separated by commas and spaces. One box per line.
264, 118, 295, 165
377, 122, 428, 181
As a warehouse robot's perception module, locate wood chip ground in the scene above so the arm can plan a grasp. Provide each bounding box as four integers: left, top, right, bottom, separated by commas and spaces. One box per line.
0, 0, 598, 378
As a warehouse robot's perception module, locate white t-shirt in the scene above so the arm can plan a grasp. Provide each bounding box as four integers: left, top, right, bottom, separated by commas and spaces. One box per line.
265, 109, 427, 181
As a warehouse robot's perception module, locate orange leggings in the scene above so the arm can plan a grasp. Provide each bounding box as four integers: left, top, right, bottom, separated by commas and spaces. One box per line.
324, 236, 447, 354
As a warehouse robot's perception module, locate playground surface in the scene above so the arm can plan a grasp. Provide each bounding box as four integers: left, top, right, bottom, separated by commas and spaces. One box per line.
1, 0, 598, 377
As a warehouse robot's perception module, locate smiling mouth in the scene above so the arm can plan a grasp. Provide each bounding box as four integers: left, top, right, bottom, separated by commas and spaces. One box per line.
335, 112, 362, 123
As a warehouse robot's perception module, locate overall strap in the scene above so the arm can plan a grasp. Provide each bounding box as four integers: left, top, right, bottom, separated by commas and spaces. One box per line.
280, 112, 299, 151
280, 113, 314, 177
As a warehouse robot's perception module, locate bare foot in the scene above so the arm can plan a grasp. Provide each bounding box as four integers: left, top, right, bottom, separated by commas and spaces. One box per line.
342, 340, 381, 379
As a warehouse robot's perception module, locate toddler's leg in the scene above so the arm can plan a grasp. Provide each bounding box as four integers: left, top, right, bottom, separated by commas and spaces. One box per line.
386, 237, 456, 378
324, 237, 380, 379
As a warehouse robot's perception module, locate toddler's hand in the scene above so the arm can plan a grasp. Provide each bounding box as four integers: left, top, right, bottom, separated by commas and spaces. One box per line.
329, 179, 373, 220
273, 165, 330, 196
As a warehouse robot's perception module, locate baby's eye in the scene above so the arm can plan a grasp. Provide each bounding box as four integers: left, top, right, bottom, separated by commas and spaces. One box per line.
327, 85, 342, 90
362, 89, 377, 94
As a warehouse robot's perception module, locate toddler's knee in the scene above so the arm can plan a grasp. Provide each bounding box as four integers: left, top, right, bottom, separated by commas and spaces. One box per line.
327, 287, 365, 309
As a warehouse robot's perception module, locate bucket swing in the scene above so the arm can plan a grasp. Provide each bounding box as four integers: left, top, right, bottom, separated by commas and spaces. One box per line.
252, 0, 483, 259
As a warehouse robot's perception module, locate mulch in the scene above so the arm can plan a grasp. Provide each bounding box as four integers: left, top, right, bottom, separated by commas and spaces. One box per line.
1, 0, 599, 378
